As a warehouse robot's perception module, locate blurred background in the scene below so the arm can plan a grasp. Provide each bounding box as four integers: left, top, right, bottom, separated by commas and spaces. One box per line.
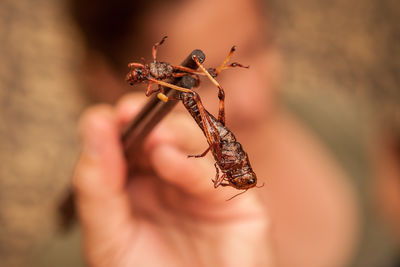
0, 0, 399, 266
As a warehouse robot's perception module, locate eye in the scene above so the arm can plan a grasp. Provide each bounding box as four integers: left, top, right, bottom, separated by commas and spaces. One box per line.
248, 178, 255, 184
137, 69, 142, 75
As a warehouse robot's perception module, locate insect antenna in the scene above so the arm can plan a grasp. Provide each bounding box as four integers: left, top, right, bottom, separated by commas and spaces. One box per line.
226, 189, 248, 201
256, 182, 265, 188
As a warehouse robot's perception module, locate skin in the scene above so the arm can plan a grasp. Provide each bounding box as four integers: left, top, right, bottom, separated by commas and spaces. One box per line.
75, 0, 360, 266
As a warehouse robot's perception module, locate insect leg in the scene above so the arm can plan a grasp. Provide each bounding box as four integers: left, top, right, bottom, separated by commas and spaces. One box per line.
211, 163, 224, 187
218, 62, 249, 72
145, 81, 153, 96
145, 82, 165, 97
171, 72, 191, 78
128, 62, 145, 68
152, 36, 168, 61
188, 145, 211, 158
213, 173, 228, 188
215, 46, 249, 75
216, 45, 236, 75
192, 55, 226, 126
171, 65, 206, 76
190, 92, 222, 160
148, 78, 194, 93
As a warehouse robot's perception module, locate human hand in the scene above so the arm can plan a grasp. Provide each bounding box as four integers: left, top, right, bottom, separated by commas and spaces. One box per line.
73, 93, 273, 267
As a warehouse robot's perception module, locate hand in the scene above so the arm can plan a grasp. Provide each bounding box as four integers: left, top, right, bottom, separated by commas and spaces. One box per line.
73, 93, 273, 267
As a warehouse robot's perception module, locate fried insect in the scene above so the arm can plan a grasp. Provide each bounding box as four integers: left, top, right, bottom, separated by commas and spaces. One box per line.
128, 47, 261, 198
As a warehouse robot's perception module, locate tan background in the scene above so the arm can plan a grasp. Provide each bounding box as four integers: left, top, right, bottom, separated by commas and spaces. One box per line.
0, 0, 86, 266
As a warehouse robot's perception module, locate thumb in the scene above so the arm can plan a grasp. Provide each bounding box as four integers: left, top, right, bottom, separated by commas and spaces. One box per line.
73, 105, 136, 252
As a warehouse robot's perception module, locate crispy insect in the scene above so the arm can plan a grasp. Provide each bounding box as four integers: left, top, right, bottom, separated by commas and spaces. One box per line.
126, 36, 248, 96
129, 48, 261, 198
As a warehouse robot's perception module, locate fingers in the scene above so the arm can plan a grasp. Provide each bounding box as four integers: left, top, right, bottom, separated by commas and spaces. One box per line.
74, 105, 126, 196
73, 104, 136, 253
